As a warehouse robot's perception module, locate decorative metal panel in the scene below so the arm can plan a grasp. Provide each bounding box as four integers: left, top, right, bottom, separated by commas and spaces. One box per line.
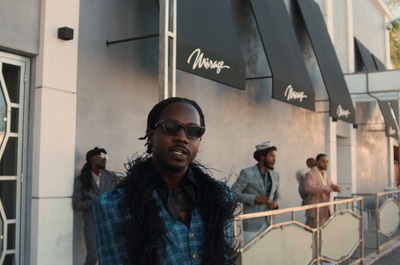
242, 223, 313, 265
0, 83, 5, 149
380, 199, 400, 236
0, 202, 4, 259
0, 55, 27, 265
321, 212, 360, 261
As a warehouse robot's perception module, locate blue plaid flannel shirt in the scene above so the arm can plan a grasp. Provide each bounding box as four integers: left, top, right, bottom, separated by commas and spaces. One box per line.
94, 188, 214, 265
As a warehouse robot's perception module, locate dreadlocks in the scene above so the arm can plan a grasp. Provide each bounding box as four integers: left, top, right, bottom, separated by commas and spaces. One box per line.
139, 97, 205, 154
79, 161, 93, 192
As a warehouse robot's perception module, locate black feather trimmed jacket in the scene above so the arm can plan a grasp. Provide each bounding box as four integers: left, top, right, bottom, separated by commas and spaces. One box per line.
93, 157, 237, 265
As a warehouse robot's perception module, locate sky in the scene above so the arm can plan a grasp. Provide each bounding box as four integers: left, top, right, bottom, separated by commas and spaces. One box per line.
384, 0, 400, 19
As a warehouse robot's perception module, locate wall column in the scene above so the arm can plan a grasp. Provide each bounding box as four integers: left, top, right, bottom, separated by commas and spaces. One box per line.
31, 0, 79, 264
321, 0, 334, 42
337, 126, 357, 196
384, 16, 392, 68
326, 116, 337, 184
346, 0, 354, 73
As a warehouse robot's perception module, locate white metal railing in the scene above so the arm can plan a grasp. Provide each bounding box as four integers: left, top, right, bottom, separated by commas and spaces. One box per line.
234, 197, 364, 265
352, 189, 400, 254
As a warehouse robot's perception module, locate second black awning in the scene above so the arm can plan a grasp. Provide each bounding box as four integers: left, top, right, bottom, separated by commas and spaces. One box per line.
296, 0, 356, 123
354, 37, 399, 139
379, 100, 399, 139
249, 0, 315, 111
354, 38, 377, 72
372, 54, 387, 71
176, 0, 246, 90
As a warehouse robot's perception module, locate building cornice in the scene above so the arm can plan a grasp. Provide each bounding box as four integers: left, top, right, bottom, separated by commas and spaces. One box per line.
374, 0, 394, 20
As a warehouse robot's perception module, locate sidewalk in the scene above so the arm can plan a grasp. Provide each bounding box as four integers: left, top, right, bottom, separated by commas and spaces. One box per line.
363, 239, 400, 265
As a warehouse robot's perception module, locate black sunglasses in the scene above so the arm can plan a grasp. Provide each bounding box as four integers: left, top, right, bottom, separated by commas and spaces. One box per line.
154, 119, 205, 139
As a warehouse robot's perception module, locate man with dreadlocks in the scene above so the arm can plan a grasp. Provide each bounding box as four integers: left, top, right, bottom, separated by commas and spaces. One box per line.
73, 147, 118, 265
93, 97, 237, 265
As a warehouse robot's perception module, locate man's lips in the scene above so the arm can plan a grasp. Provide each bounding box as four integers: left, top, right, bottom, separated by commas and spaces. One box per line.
169, 145, 189, 156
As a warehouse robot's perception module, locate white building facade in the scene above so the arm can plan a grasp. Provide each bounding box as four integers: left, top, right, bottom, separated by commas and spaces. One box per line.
0, 0, 397, 264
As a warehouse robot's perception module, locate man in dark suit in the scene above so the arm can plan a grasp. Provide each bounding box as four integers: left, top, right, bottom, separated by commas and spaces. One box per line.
72, 147, 117, 265
231, 141, 281, 243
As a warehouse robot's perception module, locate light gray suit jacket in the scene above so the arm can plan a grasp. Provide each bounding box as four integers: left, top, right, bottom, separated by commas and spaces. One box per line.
72, 169, 118, 262
231, 165, 281, 232
72, 169, 118, 226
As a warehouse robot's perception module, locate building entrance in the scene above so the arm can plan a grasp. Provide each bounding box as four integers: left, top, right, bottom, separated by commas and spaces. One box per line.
0, 52, 29, 265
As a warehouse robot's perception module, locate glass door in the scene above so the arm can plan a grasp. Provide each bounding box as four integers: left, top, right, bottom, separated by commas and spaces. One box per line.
0, 52, 29, 265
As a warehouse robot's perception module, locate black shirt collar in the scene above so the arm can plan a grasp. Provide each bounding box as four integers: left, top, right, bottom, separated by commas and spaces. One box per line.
149, 163, 197, 189
149, 162, 197, 224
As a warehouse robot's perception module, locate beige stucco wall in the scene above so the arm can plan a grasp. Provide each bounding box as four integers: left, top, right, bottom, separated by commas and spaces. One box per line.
356, 101, 391, 194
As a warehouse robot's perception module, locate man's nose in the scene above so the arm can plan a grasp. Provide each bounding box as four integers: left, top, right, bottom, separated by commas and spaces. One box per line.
174, 128, 189, 142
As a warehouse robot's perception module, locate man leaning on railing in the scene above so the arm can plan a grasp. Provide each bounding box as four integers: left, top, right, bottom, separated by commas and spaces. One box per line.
231, 141, 281, 243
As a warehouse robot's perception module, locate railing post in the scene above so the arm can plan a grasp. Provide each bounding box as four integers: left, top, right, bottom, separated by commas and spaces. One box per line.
316, 205, 320, 265
376, 194, 380, 253
361, 198, 364, 264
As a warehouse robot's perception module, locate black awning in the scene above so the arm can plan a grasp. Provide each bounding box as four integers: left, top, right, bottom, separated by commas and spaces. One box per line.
354, 39, 399, 138
354, 38, 377, 72
296, 0, 355, 123
249, 0, 315, 111
372, 54, 387, 71
391, 100, 399, 121
176, 0, 246, 90
390, 100, 399, 140
378, 100, 399, 139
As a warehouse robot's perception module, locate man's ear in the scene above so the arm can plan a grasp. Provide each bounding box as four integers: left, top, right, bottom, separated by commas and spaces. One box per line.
147, 129, 154, 144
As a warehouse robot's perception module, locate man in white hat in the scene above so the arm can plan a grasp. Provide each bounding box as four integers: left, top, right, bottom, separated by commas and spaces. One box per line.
231, 141, 281, 243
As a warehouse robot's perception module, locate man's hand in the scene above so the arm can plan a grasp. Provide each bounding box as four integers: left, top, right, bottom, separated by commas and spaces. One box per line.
255, 196, 278, 209
322, 186, 331, 193
333, 185, 341, 193
267, 200, 278, 210
255, 196, 269, 204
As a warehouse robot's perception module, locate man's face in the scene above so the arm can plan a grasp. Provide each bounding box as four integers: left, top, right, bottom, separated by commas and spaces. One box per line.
90, 152, 107, 170
148, 102, 202, 176
262, 150, 277, 169
316, 156, 329, 171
